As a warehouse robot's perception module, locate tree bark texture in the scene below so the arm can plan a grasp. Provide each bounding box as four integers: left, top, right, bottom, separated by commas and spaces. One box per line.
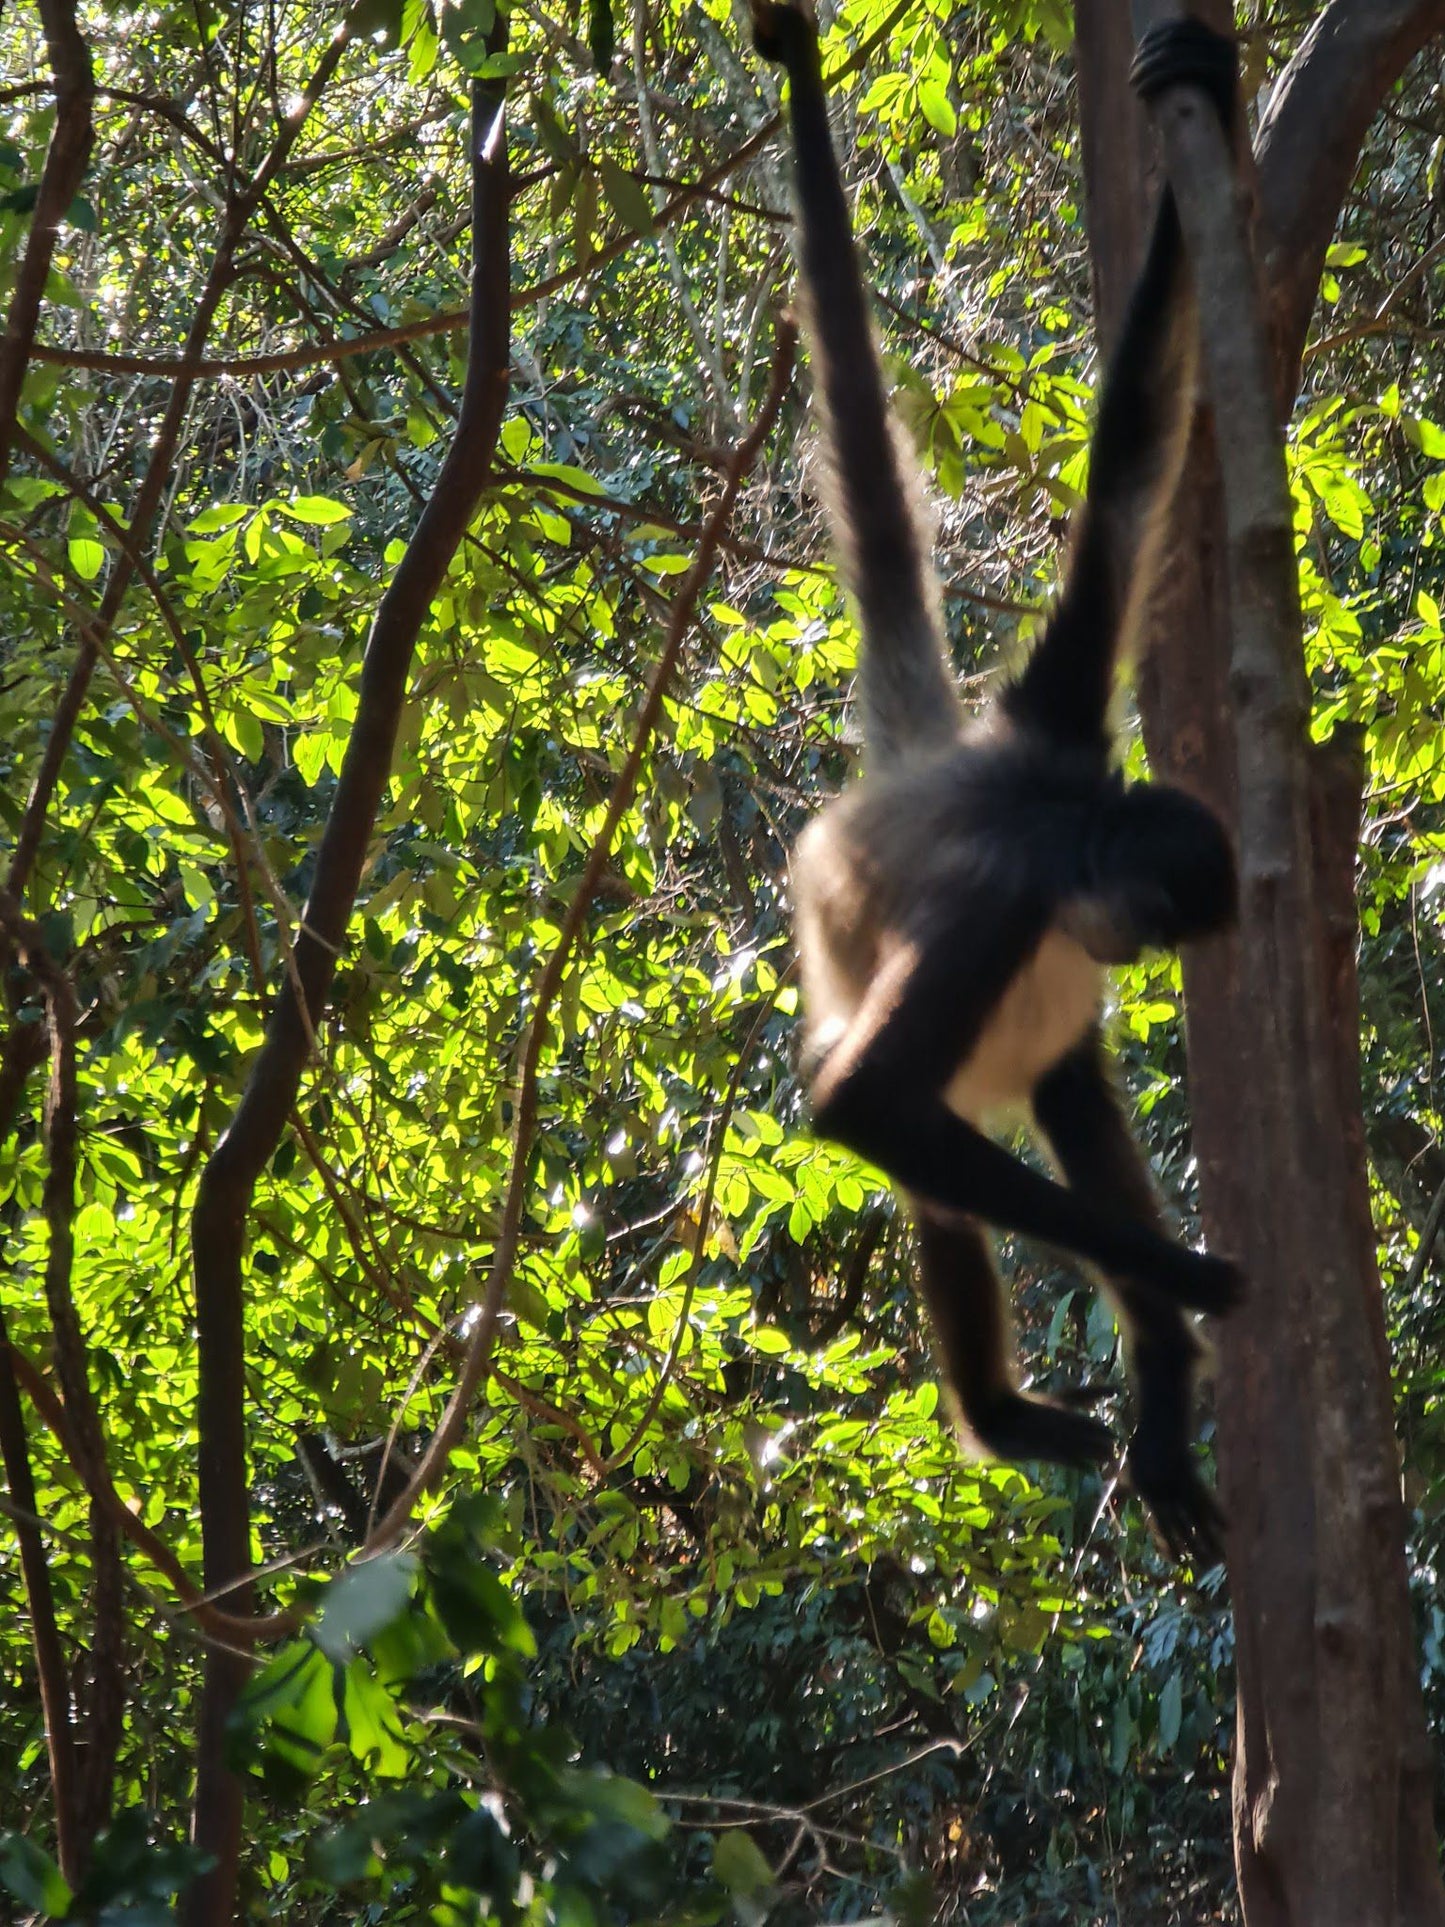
1075, 4, 1445, 1923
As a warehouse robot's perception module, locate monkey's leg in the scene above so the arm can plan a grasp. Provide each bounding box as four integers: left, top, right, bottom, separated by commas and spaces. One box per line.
914, 1204, 1113, 1469
1032, 1033, 1226, 1565
811, 925, 1243, 1315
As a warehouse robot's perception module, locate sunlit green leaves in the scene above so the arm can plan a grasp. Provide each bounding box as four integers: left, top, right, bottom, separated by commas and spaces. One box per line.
1, 0, 1435, 1917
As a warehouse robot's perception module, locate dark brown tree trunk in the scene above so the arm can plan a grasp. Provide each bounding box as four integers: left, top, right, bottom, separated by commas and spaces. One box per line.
1074, 5, 1445, 1923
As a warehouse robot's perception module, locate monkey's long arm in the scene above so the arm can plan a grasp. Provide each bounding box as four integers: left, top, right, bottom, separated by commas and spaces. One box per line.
1004, 21, 1238, 751
809, 903, 1239, 1312
752, 1, 961, 763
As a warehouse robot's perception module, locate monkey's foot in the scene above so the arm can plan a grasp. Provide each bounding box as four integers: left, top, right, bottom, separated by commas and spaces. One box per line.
1126, 1433, 1226, 1569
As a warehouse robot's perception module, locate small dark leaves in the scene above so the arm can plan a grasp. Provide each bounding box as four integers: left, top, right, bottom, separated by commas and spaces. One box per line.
425, 1496, 536, 1658
439, 0, 496, 72
446, 1805, 521, 1911
78, 1812, 204, 1905
310, 1791, 466, 1887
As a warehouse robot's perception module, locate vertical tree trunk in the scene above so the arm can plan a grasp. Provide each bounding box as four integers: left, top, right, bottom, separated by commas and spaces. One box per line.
1074, 5, 1444, 1922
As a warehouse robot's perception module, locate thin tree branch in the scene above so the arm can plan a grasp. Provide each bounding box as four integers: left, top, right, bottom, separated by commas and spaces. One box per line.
0, 1023, 79, 1881
1256, 0, 1445, 405
1402, 1176, 1445, 1300
3, 1340, 291, 1641
369, 314, 798, 1549
0, 0, 94, 485
0, 895, 126, 1852
6, 8, 356, 900
182, 50, 514, 1924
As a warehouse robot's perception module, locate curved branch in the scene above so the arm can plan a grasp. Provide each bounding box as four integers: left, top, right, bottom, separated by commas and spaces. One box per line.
1256, 0, 1445, 405
183, 55, 514, 1925
0, 0, 94, 484
0, 1024, 79, 1880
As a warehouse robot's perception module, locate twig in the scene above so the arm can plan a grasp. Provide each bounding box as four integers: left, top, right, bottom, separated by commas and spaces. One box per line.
369, 315, 799, 1548
1401, 1175, 1445, 1299
602, 966, 793, 1472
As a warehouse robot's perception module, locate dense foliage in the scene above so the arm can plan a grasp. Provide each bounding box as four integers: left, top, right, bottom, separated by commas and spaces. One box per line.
0, 0, 1441, 1920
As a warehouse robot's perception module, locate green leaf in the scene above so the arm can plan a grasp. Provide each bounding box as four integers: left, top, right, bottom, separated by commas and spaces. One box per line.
340, 1659, 411, 1775
276, 494, 353, 526
749, 1325, 791, 1355
313, 1553, 419, 1662
598, 157, 653, 235
561, 1768, 670, 1842
187, 504, 250, 533
0, 1834, 71, 1917
712, 1829, 774, 1899
1157, 1670, 1183, 1754
917, 78, 957, 138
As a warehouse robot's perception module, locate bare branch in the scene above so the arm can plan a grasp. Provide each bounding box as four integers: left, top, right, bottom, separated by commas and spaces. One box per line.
0, 0, 94, 484
0, 1022, 79, 1880
1257, 0, 1445, 404
0, 896, 126, 1851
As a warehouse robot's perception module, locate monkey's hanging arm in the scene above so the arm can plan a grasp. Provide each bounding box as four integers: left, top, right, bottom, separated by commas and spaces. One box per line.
1141, 30, 1303, 878
1006, 21, 1237, 748
755, 3, 962, 759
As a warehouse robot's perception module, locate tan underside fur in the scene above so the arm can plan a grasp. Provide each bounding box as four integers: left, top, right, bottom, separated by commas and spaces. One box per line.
942, 928, 1100, 1123
792, 802, 1102, 1127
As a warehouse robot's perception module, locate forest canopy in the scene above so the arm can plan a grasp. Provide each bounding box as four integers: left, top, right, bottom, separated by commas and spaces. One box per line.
0, 0, 1442, 1922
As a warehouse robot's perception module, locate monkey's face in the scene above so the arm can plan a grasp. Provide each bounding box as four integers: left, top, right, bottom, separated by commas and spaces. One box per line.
1073, 781, 1238, 957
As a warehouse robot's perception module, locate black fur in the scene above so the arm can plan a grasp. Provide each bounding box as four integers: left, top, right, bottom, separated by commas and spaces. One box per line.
754, 3, 1241, 1564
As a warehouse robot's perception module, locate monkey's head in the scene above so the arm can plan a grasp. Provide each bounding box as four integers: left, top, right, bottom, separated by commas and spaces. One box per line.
1065, 780, 1238, 962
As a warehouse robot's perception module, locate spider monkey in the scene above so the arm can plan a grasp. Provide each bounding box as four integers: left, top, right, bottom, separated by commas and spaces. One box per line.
750, 5, 1242, 1561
